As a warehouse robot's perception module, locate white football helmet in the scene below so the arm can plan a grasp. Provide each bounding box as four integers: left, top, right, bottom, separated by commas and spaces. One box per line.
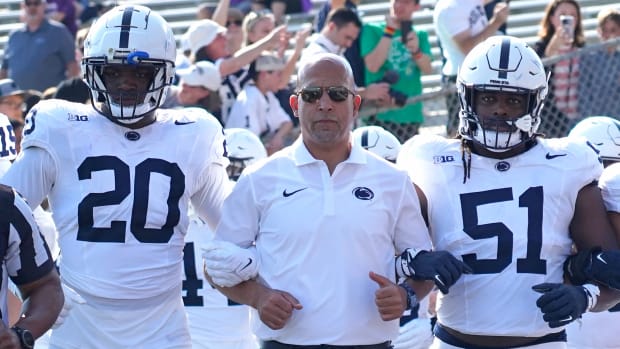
458, 35, 548, 152
224, 128, 267, 181
569, 116, 620, 163
353, 125, 401, 162
82, 5, 176, 123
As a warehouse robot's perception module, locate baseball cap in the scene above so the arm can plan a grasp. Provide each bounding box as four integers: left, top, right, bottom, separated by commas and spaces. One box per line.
184, 19, 226, 55
0, 79, 25, 98
176, 61, 222, 91
255, 52, 285, 72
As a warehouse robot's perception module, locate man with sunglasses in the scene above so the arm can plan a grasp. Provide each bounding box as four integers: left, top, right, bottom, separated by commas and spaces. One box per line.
0, 0, 79, 93
204, 52, 469, 349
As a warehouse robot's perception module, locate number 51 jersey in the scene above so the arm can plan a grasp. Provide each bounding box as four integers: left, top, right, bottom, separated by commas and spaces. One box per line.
8, 100, 230, 300
398, 134, 602, 337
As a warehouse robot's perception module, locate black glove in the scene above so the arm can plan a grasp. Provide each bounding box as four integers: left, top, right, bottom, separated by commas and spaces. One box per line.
532, 283, 588, 328
396, 249, 472, 294
564, 247, 620, 290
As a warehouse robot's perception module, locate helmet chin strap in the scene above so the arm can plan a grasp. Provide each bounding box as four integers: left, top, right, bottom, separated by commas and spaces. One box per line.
109, 103, 153, 122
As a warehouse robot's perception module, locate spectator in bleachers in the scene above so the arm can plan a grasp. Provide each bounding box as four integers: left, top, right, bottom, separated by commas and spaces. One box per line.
46, 0, 78, 37
314, 0, 365, 87
577, 7, 620, 120
433, 0, 509, 137
361, 0, 433, 143
210, 0, 247, 56
301, 8, 390, 104
184, 18, 286, 124
226, 52, 293, 155
197, 3, 216, 19
485, 0, 508, 35
533, 0, 585, 137
264, 0, 313, 26
0, 0, 80, 93
162, 61, 223, 120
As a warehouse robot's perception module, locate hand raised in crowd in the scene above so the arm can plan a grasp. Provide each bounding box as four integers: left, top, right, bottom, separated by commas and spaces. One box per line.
404, 31, 420, 55
254, 286, 303, 330
265, 25, 289, 51
491, 2, 510, 27
370, 271, 407, 321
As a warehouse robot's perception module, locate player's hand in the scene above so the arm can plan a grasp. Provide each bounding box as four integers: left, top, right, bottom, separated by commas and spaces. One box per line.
565, 248, 620, 290
202, 241, 259, 287
369, 271, 406, 321
255, 288, 302, 330
396, 249, 472, 294
53, 283, 86, 329
533, 283, 588, 328
0, 323, 21, 349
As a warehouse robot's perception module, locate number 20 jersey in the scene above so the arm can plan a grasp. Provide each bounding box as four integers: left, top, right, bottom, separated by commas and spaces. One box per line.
398, 134, 602, 337
12, 100, 230, 300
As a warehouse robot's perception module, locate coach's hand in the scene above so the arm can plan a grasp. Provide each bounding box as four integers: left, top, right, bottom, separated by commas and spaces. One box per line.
396, 249, 472, 294
202, 241, 259, 287
533, 283, 588, 328
255, 287, 302, 330
370, 271, 406, 321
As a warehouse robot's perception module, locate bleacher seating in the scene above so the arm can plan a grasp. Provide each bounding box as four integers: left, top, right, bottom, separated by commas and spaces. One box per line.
0, 0, 617, 92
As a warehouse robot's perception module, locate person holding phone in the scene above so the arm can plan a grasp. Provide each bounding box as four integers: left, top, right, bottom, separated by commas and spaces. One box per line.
360, 0, 432, 143
533, 0, 585, 137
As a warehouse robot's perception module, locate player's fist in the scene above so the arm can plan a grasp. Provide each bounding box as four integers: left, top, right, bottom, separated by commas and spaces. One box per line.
533, 283, 588, 328
202, 241, 259, 287
396, 249, 472, 294
565, 247, 620, 290
255, 287, 302, 330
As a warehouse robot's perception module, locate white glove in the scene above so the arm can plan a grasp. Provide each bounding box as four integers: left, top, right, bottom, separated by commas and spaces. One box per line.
202, 240, 259, 287
53, 283, 86, 329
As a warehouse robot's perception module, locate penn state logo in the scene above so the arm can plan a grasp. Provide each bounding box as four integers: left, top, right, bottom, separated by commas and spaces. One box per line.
125, 131, 141, 141
495, 161, 510, 172
353, 187, 374, 200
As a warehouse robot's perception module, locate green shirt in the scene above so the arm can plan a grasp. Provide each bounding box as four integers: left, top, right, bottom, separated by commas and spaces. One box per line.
360, 22, 431, 124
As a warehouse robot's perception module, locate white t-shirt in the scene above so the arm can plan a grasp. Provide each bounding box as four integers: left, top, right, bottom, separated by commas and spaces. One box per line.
300, 33, 344, 67
215, 138, 432, 345
226, 85, 291, 141
433, 0, 489, 76
1, 99, 231, 301
397, 134, 602, 337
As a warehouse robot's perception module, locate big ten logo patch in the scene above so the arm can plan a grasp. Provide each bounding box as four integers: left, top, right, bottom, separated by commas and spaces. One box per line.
68, 113, 89, 121
433, 155, 455, 164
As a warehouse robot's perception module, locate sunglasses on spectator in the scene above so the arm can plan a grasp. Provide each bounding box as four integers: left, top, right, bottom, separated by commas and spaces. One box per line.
226, 19, 243, 27
297, 86, 355, 103
24, 1, 42, 6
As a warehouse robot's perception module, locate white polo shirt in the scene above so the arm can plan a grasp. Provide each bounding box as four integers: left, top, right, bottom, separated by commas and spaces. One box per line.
215, 137, 431, 345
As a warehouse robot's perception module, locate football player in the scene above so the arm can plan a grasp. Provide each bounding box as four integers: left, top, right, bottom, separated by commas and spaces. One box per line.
0, 5, 231, 349
397, 36, 620, 349
565, 116, 620, 349
183, 128, 265, 349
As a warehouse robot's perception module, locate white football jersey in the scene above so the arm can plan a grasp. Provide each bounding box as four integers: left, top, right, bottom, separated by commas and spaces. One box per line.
2, 100, 230, 300
183, 206, 257, 348
0, 113, 17, 174
398, 135, 602, 337
599, 162, 620, 213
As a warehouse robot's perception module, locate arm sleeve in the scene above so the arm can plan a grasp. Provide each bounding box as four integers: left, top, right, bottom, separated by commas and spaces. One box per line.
213, 172, 259, 248
0, 147, 57, 209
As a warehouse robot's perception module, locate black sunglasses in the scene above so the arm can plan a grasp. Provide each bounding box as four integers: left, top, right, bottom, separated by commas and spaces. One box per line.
226, 19, 243, 27
297, 86, 355, 103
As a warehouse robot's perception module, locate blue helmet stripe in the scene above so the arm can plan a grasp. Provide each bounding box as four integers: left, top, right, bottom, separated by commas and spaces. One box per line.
498, 37, 511, 79
119, 6, 134, 48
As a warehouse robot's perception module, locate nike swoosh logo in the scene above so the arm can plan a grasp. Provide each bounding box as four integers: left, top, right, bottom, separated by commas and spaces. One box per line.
240, 258, 252, 271
175, 120, 195, 125
434, 274, 445, 286
282, 188, 307, 197
560, 315, 573, 323
597, 254, 608, 264
546, 152, 567, 159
